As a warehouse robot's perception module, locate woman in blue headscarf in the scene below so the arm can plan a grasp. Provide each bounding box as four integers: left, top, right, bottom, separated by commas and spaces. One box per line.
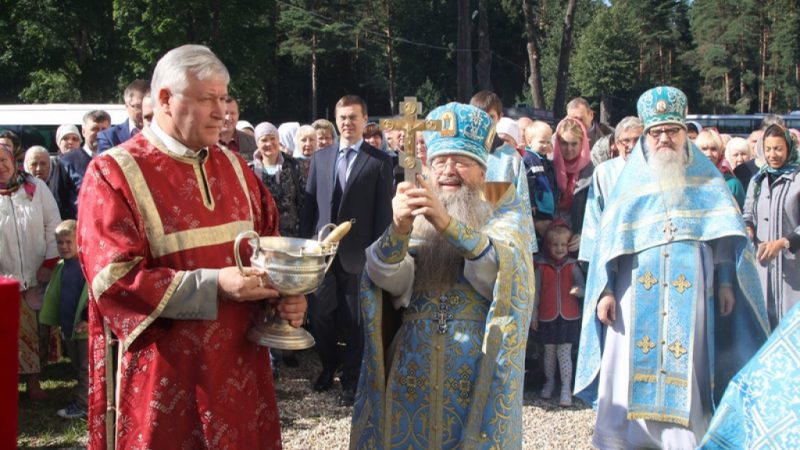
743, 124, 800, 330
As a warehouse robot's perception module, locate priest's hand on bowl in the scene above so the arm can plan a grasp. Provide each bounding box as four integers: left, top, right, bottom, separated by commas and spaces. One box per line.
272, 294, 308, 328
218, 266, 280, 301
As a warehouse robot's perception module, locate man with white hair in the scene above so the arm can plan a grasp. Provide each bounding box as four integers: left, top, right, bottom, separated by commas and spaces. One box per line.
579, 116, 643, 263
575, 86, 769, 449
24, 145, 71, 219
78, 44, 307, 450
351, 102, 535, 449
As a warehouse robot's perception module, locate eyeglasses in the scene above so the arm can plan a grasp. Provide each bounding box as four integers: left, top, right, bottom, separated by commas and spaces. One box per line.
647, 127, 682, 140
431, 156, 477, 171
617, 137, 638, 147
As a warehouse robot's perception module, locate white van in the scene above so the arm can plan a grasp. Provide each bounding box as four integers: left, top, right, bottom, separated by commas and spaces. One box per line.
0, 104, 126, 152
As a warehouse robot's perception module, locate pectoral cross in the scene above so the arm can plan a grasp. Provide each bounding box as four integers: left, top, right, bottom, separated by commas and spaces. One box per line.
662, 218, 677, 242
432, 302, 453, 334
381, 97, 442, 184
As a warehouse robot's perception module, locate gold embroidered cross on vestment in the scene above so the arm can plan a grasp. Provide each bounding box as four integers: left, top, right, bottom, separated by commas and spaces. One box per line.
668, 340, 688, 359
672, 275, 692, 294
636, 335, 656, 354
638, 271, 658, 290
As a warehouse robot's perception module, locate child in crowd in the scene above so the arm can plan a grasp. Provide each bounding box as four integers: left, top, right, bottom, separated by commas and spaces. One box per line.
531, 221, 584, 406
40, 219, 89, 419
522, 121, 558, 246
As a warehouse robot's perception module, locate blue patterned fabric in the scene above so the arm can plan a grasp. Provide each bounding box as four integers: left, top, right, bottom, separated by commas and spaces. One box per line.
700, 303, 800, 449
350, 183, 535, 450
637, 86, 689, 131
424, 103, 494, 168
574, 140, 770, 419
486, 144, 538, 254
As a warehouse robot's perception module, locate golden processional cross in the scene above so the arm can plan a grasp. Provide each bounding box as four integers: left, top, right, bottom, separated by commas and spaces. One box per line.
381, 97, 442, 184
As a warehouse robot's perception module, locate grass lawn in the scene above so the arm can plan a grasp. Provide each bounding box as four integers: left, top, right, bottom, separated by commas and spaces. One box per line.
17, 360, 88, 450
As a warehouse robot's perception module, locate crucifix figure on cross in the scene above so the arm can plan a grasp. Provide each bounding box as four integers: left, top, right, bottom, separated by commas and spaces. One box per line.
381, 96, 442, 185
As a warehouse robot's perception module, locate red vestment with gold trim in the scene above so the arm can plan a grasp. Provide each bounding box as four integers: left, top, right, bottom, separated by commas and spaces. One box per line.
78, 132, 281, 449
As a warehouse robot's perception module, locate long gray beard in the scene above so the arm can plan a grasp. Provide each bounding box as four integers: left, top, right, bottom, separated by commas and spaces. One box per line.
648, 146, 689, 207
412, 185, 492, 291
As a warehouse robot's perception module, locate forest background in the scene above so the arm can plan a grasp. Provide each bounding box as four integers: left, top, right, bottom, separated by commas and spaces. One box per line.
1, 0, 798, 125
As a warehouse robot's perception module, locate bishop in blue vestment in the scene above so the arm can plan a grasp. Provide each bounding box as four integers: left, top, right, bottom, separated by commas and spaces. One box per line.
575, 87, 769, 449
350, 103, 535, 449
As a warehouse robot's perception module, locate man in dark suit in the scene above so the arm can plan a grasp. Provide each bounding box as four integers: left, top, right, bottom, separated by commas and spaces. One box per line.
60, 110, 111, 219
219, 96, 257, 162
96, 79, 149, 154
300, 95, 394, 405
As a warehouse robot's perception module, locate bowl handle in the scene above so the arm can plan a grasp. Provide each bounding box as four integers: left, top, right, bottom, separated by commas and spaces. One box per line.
316, 223, 339, 273
316, 223, 337, 242
234, 230, 262, 276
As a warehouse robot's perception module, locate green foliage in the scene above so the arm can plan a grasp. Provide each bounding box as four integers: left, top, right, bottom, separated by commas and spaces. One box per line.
1, 0, 799, 120
19, 71, 82, 103
415, 78, 445, 115
572, 5, 638, 101
685, 0, 759, 112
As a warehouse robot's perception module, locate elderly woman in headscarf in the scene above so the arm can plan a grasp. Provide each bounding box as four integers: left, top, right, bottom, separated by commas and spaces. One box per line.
0, 143, 61, 400
552, 117, 593, 252
249, 122, 306, 238
292, 125, 318, 176
696, 128, 746, 208
278, 122, 300, 155
743, 124, 800, 330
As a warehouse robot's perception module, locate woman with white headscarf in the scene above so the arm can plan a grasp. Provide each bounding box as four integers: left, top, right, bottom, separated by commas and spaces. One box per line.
249, 122, 306, 238
278, 122, 300, 155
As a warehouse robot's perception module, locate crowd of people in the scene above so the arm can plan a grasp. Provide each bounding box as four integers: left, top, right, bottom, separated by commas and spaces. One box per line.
3, 43, 799, 449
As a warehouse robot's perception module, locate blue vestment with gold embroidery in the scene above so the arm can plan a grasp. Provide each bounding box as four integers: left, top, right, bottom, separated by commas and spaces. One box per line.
350, 184, 534, 450
487, 143, 538, 254
575, 141, 770, 426
700, 303, 800, 449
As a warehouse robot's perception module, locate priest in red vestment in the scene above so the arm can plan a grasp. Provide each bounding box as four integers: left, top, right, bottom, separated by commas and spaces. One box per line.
77, 44, 307, 450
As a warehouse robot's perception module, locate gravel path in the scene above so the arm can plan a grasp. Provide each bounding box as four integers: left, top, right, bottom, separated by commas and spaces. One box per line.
275, 349, 596, 449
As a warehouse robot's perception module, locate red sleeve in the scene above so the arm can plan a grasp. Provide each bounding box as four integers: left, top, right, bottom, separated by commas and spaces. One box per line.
77, 156, 181, 349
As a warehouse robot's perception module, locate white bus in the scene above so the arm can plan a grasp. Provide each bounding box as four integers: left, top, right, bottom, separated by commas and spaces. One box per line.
686, 114, 800, 136
0, 104, 126, 151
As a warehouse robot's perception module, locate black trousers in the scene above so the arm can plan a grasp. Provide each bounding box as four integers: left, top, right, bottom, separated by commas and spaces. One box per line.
308, 257, 363, 389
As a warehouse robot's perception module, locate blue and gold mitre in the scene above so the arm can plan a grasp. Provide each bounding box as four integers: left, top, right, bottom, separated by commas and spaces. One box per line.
637, 86, 688, 131
424, 102, 493, 168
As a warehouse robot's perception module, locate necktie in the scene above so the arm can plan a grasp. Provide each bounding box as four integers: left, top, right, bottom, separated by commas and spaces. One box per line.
337, 147, 351, 189
131, 128, 140, 137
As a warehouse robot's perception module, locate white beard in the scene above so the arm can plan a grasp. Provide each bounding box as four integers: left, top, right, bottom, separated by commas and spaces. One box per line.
648, 146, 689, 207
411, 184, 492, 291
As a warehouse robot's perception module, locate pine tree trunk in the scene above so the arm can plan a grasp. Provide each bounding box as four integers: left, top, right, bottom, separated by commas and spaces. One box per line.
759, 4, 768, 113
311, 32, 318, 121
477, 0, 492, 90
522, 0, 545, 109
457, 0, 473, 102
724, 72, 731, 106
600, 92, 610, 125
553, 0, 578, 117
639, 41, 646, 84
